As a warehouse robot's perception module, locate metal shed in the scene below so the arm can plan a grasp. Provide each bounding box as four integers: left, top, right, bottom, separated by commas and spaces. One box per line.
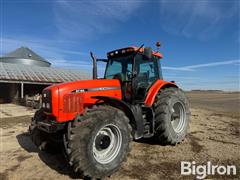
0, 47, 89, 103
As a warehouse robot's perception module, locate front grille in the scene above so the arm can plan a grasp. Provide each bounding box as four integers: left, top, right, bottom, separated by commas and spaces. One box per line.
63, 93, 84, 113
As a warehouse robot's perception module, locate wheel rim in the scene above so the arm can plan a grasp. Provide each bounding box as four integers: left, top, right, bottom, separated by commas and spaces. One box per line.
93, 124, 122, 164
171, 102, 186, 133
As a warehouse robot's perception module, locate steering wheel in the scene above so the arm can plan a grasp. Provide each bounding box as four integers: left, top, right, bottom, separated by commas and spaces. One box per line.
113, 73, 125, 83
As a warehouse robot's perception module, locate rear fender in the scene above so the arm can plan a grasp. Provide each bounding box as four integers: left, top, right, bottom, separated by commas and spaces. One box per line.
144, 80, 178, 106
92, 96, 144, 139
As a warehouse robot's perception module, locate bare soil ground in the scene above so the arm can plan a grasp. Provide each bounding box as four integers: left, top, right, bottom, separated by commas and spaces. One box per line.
187, 91, 240, 117
0, 91, 239, 180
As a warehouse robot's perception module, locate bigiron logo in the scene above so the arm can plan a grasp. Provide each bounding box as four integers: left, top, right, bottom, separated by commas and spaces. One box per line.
181, 161, 237, 179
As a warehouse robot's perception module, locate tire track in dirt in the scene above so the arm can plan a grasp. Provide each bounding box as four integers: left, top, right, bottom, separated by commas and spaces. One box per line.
187, 134, 204, 153
0, 154, 32, 180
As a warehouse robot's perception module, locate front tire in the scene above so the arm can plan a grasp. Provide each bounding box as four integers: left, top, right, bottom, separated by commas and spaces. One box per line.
64, 106, 132, 179
154, 87, 190, 145
29, 109, 48, 151
29, 109, 62, 152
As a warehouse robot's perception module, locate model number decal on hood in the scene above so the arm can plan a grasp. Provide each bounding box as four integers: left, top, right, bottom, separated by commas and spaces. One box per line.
72, 86, 120, 93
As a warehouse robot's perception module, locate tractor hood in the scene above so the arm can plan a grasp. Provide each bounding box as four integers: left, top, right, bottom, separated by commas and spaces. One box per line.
46, 79, 121, 94
43, 79, 122, 122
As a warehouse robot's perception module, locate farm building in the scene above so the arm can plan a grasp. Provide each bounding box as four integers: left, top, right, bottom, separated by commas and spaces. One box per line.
0, 47, 89, 105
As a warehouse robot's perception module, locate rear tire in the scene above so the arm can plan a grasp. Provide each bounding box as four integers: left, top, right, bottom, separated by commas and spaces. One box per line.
64, 106, 132, 179
154, 87, 190, 145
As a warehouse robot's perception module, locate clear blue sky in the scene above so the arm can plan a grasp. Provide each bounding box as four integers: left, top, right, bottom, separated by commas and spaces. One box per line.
1, 0, 239, 91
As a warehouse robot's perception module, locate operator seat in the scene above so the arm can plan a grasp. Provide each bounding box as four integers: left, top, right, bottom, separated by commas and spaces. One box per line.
113, 73, 125, 83
134, 72, 149, 100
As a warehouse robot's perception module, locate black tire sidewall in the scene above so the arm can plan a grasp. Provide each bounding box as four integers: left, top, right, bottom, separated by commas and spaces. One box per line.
154, 88, 190, 144
66, 106, 131, 178
86, 113, 130, 172
164, 94, 189, 142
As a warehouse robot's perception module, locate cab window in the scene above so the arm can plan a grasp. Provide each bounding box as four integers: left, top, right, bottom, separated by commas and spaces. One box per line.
105, 60, 122, 79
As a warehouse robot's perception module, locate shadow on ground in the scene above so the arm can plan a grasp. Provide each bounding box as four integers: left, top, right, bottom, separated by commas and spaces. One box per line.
16, 132, 82, 179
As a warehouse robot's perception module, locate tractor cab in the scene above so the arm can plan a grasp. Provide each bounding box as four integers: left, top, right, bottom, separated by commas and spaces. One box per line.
94, 45, 163, 102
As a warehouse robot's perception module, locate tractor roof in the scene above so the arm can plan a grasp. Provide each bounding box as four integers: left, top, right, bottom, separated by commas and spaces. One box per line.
107, 46, 163, 59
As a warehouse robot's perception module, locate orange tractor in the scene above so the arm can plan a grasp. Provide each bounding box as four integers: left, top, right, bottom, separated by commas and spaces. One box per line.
29, 43, 190, 178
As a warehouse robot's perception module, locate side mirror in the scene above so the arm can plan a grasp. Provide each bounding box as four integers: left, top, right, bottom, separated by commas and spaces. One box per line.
143, 47, 152, 59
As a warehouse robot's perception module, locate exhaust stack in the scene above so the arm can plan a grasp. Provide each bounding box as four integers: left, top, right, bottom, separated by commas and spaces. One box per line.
90, 52, 97, 79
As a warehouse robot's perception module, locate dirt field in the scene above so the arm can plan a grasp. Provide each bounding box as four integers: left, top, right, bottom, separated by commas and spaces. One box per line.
0, 91, 239, 180
187, 91, 240, 117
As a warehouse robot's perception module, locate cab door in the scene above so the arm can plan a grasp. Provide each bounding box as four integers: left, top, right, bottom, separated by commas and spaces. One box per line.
133, 55, 161, 101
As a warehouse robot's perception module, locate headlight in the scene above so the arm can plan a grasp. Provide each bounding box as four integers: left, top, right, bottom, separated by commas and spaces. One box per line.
46, 103, 50, 109
42, 90, 52, 113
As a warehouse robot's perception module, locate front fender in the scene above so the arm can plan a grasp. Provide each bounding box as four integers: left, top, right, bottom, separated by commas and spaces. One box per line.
144, 80, 178, 106
92, 96, 144, 139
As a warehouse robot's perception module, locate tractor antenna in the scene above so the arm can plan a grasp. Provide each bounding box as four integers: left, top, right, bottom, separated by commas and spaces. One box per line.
156, 41, 161, 52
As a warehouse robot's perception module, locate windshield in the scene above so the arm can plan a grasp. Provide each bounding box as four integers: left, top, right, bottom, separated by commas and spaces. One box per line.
104, 55, 133, 80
